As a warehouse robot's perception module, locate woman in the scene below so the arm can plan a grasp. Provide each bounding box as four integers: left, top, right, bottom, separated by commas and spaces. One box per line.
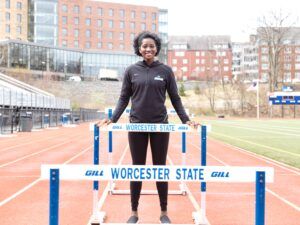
100, 31, 197, 224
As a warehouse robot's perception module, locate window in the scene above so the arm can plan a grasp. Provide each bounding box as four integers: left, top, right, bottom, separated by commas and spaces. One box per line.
62, 4, 67, 12
201, 59, 205, 64
120, 21, 125, 29
85, 18, 91, 26
195, 59, 200, 64
284, 63, 291, 70
62, 28, 67, 36
284, 72, 291, 81
6, 12, 10, 21
261, 55, 268, 62
108, 43, 113, 49
119, 9, 125, 18
172, 59, 177, 64
175, 51, 185, 57
130, 33, 135, 41
182, 67, 187, 72
195, 51, 200, 56
141, 12, 146, 19
107, 31, 113, 39
85, 42, 91, 49
97, 42, 102, 48
284, 55, 292, 62
108, 20, 114, 28
296, 55, 300, 62
261, 63, 269, 70
97, 19, 102, 27
98, 7, 103, 16
152, 13, 156, 20
74, 17, 79, 25
85, 6, 91, 14
16, 1, 22, 9
224, 59, 229, 64
183, 59, 188, 64
119, 32, 124, 41
119, 43, 124, 50
17, 14, 22, 23
62, 40, 67, 47
224, 66, 229, 71
284, 47, 291, 54
97, 31, 102, 39
295, 64, 300, 70
151, 23, 156, 31
74, 29, 79, 37
131, 11, 135, 19
5, 25, 10, 33
261, 47, 268, 54
62, 16, 67, 25
172, 67, 177, 72
74, 40, 79, 48
130, 22, 135, 30
85, 29, 91, 38
109, 9, 114, 16
74, 5, 79, 13
213, 59, 219, 64
16, 26, 21, 34
6, 0, 10, 9
201, 52, 205, 56
141, 23, 146, 30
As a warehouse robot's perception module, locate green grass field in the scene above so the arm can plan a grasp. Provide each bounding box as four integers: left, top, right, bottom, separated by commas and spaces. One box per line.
201, 119, 300, 168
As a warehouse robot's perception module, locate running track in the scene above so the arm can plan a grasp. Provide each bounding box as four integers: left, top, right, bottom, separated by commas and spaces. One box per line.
0, 122, 299, 225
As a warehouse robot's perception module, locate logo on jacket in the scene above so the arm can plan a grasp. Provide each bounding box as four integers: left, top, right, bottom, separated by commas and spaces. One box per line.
154, 75, 164, 81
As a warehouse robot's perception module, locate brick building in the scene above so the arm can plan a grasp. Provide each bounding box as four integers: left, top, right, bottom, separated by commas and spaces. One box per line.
168, 36, 232, 81
57, 0, 159, 52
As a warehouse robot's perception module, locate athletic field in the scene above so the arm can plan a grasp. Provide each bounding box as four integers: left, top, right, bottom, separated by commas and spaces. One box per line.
201, 119, 300, 168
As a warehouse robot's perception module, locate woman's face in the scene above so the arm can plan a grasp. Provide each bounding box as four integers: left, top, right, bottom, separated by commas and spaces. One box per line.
139, 38, 157, 62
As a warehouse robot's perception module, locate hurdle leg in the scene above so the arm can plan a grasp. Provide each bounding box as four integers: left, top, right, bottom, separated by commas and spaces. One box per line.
193, 125, 208, 225
255, 171, 265, 225
179, 132, 187, 195
49, 169, 59, 225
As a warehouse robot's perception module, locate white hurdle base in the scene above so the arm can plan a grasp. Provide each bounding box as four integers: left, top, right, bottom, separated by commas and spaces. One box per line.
89, 211, 106, 225
192, 212, 208, 225
109, 183, 186, 196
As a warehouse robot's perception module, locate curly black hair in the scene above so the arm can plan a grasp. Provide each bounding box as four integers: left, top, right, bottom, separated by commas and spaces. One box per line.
133, 31, 161, 56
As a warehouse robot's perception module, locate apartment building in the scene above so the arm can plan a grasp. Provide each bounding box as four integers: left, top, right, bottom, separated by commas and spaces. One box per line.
0, 0, 28, 41
168, 36, 232, 81
232, 35, 259, 81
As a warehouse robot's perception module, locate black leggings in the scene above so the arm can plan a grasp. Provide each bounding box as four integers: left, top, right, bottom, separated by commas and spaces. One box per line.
128, 132, 170, 211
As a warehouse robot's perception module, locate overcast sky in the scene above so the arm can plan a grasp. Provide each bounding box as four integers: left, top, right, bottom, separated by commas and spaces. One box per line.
98, 0, 299, 42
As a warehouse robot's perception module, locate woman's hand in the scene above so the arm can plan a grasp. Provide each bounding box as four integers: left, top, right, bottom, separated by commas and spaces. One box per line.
186, 120, 200, 129
95, 118, 112, 127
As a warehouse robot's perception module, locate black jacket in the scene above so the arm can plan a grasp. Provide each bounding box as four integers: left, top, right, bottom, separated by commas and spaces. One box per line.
111, 60, 190, 123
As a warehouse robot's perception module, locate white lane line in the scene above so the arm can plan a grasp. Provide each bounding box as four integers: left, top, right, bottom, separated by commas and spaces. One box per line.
190, 142, 300, 212
0, 145, 92, 207
0, 133, 67, 152
0, 141, 71, 168
210, 138, 300, 175
0, 178, 41, 207
210, 131, 300, 157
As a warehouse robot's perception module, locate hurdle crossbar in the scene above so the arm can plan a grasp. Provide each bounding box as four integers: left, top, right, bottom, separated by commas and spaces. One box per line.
43, 165, 273, 225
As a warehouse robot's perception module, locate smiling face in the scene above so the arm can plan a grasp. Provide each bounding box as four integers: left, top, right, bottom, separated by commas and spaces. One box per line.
139, 38, 157, 64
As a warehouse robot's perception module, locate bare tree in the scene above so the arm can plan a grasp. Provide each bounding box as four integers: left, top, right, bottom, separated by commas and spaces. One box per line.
257, 10, 298, 92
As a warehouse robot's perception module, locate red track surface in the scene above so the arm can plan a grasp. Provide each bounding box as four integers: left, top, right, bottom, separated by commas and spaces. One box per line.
0, 123, 299, 225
